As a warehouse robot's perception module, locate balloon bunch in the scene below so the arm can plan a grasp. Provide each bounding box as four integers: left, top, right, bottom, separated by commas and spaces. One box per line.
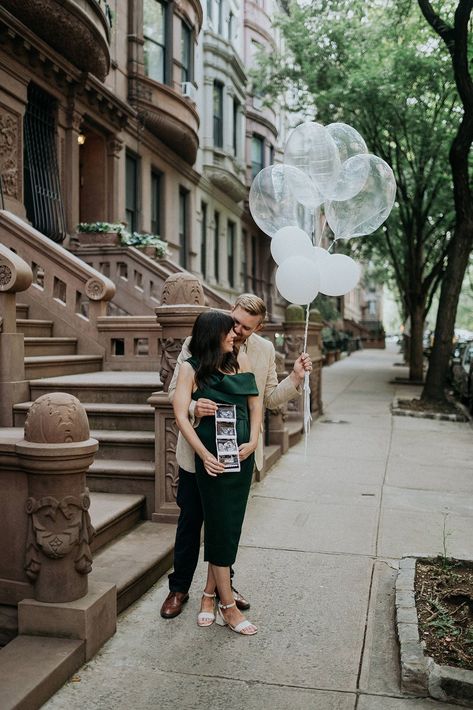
249, 121, 397, 305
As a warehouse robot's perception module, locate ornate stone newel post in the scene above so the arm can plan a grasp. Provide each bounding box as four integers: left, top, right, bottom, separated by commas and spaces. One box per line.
149, 273, 208, 523
16, 393, 98, 602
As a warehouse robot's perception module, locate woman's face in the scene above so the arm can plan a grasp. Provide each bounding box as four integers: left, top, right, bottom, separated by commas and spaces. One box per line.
221, 328, 236, 353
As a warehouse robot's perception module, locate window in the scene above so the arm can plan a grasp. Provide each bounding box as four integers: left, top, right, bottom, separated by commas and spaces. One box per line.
178, 188, 189, 268
227, 220, 235, 287
232, 98, 240, 156
214, 211, 220, 281
241, 229, 248, 291
207, 0, 212, 23
213, 81, 224, 148
228, 11, 234, 41
217, 0, 223, 34
151, 171, 162, 236
144, 0, 168, 84
269, 144, 275, 166
252, 235, 257, 291
23, 84, 66, 243
251, 134, 265, 178
181, 21, 193, 83
126, 153, 139, 233
201, 202, 207, 277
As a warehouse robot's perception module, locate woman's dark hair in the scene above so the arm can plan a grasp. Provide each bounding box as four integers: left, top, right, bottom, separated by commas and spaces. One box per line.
189, 311, 239, 388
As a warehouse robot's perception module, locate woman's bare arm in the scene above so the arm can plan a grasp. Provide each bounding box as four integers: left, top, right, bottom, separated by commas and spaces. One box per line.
173, 362, 224, 476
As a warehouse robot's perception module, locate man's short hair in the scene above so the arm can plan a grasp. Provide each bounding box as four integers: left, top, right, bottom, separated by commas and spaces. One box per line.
233, 294, 266, 321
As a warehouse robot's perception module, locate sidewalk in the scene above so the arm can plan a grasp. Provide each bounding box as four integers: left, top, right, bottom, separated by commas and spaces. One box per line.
44, 347, 473, 710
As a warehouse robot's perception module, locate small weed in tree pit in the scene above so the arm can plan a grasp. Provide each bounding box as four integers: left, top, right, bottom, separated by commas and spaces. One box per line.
415, 558, 473, 670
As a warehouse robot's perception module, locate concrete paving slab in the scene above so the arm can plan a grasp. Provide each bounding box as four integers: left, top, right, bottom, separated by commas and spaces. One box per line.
241, 495, 378, 556
382, 486, 473, 517
386, 461, 473, 494
358, 560, 401, 696
389, 428, 472, 469
377, 507, 473, 559
45, 668, 357, 710
264, 453, 386, 488
45, 546, 371, 707
357, 693, 460, 709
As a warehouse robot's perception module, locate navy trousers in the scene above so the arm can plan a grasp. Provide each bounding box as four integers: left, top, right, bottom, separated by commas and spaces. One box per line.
168, 467, 234, 593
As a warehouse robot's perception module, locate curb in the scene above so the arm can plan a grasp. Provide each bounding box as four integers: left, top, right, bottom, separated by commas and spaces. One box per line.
396, 556, 473, 707
391, 398, 469, 422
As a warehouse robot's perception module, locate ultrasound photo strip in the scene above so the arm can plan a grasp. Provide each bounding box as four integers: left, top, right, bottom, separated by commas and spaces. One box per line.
215, 404, 240, 471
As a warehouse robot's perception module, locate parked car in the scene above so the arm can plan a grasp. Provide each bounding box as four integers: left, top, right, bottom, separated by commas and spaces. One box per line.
451, 339, 473, 410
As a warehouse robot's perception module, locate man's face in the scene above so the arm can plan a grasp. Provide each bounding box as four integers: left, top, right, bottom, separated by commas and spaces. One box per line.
231, 306, 263, 345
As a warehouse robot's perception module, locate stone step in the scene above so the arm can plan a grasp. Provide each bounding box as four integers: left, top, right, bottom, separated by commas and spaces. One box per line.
0, 635, 84, 710
29, 370, 162, 404
24, 355, 103, 379
14, 401, 155, 431
89, 492, 146, 553
15, 303, 29, 318
91, 430, 155, 461
24, 337, 78, 357
16, 318, 54, 337
287, 418, 303, 447
87, 459, 155, 519
90, 520, 176, 613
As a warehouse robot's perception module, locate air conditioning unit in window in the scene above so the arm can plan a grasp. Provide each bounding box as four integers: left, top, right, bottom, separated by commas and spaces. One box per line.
181, 82, 197, 101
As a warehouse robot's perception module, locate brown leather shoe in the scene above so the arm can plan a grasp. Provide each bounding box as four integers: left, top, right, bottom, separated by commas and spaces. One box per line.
232, 587, 250, 611
160, 591, 189, 619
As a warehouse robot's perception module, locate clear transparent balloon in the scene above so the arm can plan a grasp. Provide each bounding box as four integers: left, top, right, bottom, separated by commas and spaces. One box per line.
249, 164, 315, 237
325, 155, 396, 240
284, 122, 341, 197
326, 123, 368, 163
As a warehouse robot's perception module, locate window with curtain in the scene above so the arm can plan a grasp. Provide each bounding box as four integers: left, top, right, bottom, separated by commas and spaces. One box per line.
178, 187, 189, 268
201, 202, 207, 277
251, 134, 265, 178
151, 170, 162, 236
126, 153, 139, 233
181, 21, 193, 83
213, 81, 224, 148
214, 211, 220, 281
227, 220, 235, 287
144, 0, 168, 84
232, 98, 240, 156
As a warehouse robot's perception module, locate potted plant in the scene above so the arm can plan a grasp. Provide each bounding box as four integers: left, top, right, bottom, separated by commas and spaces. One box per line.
120, 232, 170, 259
76, 222, 126, 246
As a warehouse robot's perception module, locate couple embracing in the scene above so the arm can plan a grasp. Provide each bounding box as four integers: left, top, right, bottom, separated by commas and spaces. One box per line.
161, 294, 312, 636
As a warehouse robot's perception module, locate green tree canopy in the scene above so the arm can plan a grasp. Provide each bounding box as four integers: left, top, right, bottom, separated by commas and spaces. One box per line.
255, 0, 459, 380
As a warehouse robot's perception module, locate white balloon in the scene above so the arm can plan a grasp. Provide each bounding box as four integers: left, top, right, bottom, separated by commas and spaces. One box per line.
318, 254, 361, 296
284, 122, 341, 197
326, 123, 368, 163
271, 227, 313, 265
306, 245, 332, 265
249, 164, 310, 237
275, 256, 320, 305
325, 155, 396, 240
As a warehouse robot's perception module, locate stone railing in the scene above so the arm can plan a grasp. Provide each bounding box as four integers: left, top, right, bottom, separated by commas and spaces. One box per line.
73, 243, 232, 315
96, 315, 162, 372
0, 243, 33, 425
0, 210, 115, 355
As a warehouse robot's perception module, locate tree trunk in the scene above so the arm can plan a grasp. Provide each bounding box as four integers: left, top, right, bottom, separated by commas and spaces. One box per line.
422, 222, 472, 401
409, 303, 425, 381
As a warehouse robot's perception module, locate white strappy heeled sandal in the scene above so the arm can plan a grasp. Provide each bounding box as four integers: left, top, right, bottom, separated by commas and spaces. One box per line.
197, 591, 216, 627
216, 601, 258, 635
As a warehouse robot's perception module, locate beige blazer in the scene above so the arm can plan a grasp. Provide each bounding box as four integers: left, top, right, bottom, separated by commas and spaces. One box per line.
168, 333, 300, 472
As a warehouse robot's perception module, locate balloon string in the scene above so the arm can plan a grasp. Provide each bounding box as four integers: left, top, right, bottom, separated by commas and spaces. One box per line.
317, 217, 327, 247
303, 304, 312, 460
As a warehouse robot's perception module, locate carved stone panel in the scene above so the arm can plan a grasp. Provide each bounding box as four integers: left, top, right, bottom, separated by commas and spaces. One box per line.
159, 337, 186, 391
164, 417, 179, 503
0, 106, 21, 200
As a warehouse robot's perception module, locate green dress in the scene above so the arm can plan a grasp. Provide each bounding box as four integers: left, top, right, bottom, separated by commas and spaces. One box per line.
188, 357, 259, 567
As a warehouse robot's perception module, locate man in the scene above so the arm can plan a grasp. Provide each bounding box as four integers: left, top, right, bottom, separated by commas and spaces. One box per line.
160, 294, 312, 618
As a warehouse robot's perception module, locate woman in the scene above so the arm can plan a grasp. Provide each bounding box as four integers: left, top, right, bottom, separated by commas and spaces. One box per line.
173, 310, 262, 636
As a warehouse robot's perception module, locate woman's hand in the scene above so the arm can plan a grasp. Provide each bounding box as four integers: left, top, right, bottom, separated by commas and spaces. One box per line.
238, 440, 257, 461
202, 452, 225, 477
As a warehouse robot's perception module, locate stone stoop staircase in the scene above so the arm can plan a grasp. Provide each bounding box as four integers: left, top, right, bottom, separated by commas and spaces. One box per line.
12, 302, 174, 613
